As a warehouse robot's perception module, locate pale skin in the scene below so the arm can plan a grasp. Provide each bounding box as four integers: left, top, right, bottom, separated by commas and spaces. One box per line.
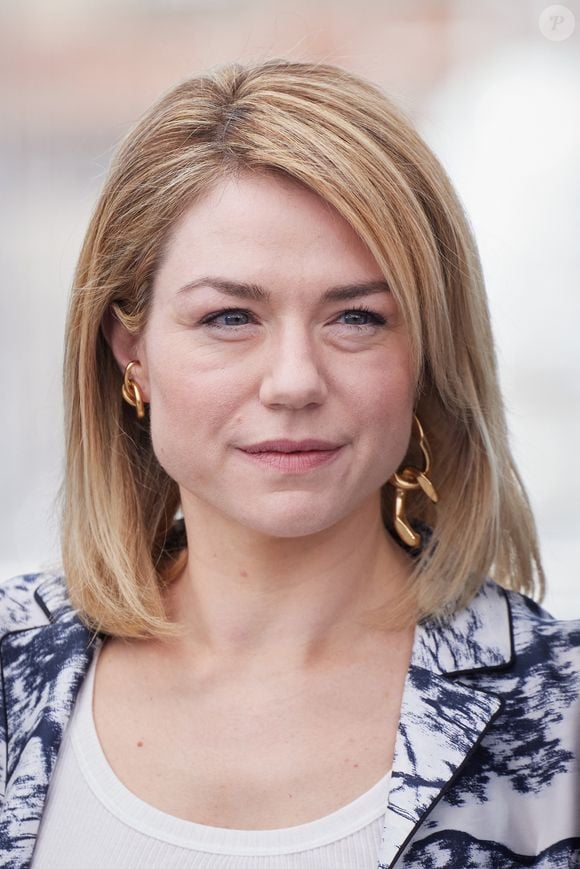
99, 169, 418, 828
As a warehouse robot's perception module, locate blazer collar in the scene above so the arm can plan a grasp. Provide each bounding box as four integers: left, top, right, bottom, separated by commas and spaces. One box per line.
0, 574, 514, 869
0, 574, 99, 866
412, 576, 514, 675
377, 577, 514, 867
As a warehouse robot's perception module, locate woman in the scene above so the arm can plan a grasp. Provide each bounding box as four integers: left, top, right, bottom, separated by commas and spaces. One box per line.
1, 58, 578, 868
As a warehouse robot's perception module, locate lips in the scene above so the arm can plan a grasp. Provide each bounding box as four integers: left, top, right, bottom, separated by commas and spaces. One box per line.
238, 444, 344, 472
241, 438, 343, 454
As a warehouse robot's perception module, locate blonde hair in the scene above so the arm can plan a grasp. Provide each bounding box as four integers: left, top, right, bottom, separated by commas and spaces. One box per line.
60, 57, 545, 640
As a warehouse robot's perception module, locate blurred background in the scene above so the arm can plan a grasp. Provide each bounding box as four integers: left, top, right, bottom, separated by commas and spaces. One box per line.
1, 0, 578, 616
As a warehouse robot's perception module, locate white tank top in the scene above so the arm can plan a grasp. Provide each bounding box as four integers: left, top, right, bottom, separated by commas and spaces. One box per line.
32, 638, 391, 868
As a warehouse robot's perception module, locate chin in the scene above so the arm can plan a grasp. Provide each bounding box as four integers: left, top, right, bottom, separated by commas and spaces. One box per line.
234, 504, 343, 539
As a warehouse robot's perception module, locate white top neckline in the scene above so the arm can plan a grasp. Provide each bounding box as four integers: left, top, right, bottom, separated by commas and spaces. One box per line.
70, 636, 392, 855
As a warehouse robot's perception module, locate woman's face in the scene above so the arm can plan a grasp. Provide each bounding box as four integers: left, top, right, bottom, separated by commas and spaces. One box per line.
131, 170, 416, 538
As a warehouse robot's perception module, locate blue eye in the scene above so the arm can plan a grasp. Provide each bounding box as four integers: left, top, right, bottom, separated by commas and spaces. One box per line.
339, 305, 387, 328
202, 308, 251, 328
200, 305, 387, 330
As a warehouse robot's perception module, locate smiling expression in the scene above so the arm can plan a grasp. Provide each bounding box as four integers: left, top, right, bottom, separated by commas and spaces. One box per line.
132, 169, 416, 538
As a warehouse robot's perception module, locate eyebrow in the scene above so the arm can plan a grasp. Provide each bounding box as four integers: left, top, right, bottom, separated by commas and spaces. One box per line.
176, 276, 391, 303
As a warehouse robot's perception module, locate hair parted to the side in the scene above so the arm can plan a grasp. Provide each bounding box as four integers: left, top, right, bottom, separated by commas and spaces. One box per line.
60, 57, 545, 641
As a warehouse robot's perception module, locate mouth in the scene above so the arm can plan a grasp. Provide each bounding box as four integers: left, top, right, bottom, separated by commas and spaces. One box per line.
237, 444, 345, 473
240, 438, 344, 454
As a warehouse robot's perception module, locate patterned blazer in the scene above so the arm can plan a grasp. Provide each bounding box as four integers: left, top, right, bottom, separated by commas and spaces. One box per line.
0, 570, 579, 869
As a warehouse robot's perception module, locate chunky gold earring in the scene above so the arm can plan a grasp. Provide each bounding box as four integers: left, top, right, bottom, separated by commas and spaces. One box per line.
389, 414, 438, 548
122, 361, 146, 419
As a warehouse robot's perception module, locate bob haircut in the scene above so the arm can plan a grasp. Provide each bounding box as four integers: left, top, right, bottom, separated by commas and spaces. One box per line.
60, 57, 545, 641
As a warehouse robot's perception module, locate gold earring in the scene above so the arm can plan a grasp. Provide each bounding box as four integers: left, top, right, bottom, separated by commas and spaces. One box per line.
389, 414, 438, 548
122, 361, 146, 419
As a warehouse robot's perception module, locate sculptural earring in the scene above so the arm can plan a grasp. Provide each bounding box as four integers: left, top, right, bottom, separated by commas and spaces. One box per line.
388, 414, 438, 548
122, 360, 146, 419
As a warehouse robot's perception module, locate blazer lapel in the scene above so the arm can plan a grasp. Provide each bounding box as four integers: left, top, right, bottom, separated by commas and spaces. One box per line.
377, 578, 514, 868
0, 574, 99, 867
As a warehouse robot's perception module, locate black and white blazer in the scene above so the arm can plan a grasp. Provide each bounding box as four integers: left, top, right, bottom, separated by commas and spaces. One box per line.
0, 571, 579, 868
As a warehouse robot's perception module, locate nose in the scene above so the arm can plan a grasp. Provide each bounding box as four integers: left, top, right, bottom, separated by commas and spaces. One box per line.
259, 322, 328, 410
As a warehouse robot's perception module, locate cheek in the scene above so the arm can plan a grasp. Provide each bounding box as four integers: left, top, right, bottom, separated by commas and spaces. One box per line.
146, 360, 242, 475
353, 357, 415, 468
145, 329, 234, 413
356, 349, 415, 417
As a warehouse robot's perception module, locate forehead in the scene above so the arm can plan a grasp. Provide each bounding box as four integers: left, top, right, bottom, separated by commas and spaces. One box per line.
155, 170, 383, 290
173, 170, 342, 236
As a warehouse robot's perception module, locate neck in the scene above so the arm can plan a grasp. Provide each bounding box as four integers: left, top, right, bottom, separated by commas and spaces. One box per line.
160, 493, 416, 673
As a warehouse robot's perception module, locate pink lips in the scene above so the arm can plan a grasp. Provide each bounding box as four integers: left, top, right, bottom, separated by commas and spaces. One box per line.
241, 438, 343, 453
238, 440, 345, 473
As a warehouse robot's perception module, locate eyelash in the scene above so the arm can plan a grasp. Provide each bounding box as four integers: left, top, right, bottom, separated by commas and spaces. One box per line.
200, 305, 388, 332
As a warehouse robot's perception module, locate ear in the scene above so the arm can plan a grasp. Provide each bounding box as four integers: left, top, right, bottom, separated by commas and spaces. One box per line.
101, 305, 150, 401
